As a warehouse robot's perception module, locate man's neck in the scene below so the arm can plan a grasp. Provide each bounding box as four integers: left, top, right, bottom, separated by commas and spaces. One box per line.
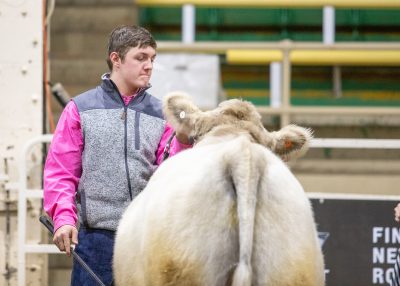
110, 74, 138, 96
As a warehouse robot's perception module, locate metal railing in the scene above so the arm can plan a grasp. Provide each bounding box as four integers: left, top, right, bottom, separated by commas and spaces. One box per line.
137, 0, 400, 8
17, 134, 57, 286
154, 41, 400, 126
137, 0, 400, 44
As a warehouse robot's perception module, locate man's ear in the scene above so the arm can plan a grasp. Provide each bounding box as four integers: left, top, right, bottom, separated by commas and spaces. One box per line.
268, 124, 313, 162
109, 52, 121, 67
163, 91, 201, 136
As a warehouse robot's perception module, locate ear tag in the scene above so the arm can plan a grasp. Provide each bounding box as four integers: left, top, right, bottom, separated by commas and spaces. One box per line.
179, 111, 186, 119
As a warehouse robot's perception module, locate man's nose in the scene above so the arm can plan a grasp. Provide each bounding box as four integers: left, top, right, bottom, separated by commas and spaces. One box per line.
144, 59, 153, 69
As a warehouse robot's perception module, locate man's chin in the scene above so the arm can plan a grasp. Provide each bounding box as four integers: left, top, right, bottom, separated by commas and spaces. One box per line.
134, 81, 150, 89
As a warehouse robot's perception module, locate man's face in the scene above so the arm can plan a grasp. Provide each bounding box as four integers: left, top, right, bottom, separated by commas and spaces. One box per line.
117, 46, 156, 90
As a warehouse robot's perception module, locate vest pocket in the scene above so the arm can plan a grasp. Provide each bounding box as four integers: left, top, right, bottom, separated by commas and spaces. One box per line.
79, 189, 89, 227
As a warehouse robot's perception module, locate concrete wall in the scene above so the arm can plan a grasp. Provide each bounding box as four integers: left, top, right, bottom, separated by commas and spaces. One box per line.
0, 1, 47, 285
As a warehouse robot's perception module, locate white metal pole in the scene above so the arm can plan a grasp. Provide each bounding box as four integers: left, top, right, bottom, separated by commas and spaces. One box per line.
182, 4, 196, 44
270, 62, 282, 108
281, 46, 291, 127
323, 5, 335, 44
323, 6, 343, 98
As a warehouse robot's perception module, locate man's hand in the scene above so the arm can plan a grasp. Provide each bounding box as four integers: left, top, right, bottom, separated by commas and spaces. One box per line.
175, 131, 192, 145
394, 203, 400, 222
53, 225, 78, 256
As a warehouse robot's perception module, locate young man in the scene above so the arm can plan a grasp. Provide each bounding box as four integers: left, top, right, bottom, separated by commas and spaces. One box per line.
43, 25, 191, 285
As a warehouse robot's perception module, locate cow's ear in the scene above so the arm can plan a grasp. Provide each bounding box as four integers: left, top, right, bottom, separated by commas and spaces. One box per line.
268, 125, 313, 162
163, 91, 201, 136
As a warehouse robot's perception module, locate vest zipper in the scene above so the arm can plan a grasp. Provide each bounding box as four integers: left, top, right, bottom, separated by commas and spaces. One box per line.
108, 78, 148, 201
122, 105, 133, 200
121, 110, 126, 120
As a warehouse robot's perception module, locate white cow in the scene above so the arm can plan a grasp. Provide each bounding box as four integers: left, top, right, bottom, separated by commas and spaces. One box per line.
113, 93, 325, 286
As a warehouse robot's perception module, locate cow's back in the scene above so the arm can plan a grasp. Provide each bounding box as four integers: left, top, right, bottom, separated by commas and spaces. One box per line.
113, 136, 324, 286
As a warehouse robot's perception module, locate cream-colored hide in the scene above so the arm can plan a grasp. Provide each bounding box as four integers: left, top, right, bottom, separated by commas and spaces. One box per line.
113, 92, 325, 286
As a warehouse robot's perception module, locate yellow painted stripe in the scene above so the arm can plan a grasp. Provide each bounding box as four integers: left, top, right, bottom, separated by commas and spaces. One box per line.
226, 50, 282, 65
227, 50, 400, 66
136, 0, 400, 8
291, 50, 400, 66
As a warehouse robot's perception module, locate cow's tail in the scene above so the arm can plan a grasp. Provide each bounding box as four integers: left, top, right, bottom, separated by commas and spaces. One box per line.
230, 140, 265, 286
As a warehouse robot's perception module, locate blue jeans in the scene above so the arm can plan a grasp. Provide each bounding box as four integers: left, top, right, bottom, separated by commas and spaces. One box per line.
71, 228, 115, 286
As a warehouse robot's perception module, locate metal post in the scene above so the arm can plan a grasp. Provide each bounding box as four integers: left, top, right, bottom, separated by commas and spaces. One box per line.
281, 44, 291, 127
270, 62, 282, 108
182, 4, 195, 44
323, 6, 335, 45
323, 5, 342, 98
333, 66, 342, 98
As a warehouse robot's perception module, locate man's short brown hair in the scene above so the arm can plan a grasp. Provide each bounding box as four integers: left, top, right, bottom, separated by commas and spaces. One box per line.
106, 25, 157, 70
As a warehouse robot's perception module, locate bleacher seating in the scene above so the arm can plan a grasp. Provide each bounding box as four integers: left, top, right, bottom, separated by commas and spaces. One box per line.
138, 5, 400, 111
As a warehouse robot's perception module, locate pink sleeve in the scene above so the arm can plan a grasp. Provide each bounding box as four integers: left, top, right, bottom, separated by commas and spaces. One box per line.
43, 101, 83, 231
155, 123, 192, 165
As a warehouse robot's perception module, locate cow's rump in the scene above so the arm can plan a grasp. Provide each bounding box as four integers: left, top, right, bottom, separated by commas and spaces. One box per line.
113, 92, 325, 286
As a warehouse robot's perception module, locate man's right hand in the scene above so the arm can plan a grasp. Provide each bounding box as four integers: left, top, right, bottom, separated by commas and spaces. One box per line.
53, 225, 78, 256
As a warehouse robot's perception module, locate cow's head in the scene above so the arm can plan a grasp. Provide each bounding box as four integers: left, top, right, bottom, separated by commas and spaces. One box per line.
163, 92, 312, 161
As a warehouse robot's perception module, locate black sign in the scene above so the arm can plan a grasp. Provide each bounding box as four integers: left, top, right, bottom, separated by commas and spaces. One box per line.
311, 198, 400, 286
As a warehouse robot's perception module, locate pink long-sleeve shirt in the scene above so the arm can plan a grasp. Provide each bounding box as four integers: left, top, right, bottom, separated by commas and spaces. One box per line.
44, 95, 191, 231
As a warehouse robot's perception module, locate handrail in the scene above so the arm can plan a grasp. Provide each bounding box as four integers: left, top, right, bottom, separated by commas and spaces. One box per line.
155, 41, 400, 54
158, 42, 400, 122
155, 41, 400, 125
137, 0, 400, 8
310, 138, 400, 149
255, 106, 400, 116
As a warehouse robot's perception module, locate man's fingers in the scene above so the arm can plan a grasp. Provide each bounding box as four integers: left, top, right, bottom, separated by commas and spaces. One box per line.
52, 225, 78, 256
62, 233, 71, 256
71, 228, 79, 245
54, 237, 65, 252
